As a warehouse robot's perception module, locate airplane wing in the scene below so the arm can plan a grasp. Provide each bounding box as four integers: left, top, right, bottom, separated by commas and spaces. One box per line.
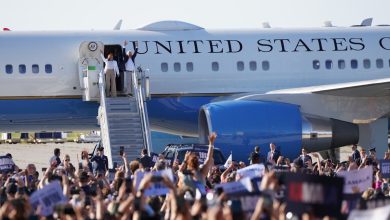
266, 78, 390, 97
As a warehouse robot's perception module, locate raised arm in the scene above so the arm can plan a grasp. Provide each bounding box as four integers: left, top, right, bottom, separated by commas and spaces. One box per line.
200, 132, 216, 177
100, 51, 107, 63
122, 152, 130, 178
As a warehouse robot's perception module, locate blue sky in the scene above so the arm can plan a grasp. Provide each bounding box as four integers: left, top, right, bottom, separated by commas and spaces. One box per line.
0, 0, 389, 30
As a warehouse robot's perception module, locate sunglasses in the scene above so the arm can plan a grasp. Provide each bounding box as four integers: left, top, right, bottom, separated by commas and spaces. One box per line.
65, 159, 70, 162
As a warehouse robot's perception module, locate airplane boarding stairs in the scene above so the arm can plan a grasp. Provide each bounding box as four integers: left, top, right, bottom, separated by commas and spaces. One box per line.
97, 70, 153, 168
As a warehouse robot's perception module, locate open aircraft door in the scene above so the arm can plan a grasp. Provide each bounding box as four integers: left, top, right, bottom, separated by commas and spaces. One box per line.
78, 41, 104, 101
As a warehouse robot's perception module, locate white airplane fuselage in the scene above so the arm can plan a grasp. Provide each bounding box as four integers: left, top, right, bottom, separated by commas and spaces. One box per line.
0, 26, 389, 136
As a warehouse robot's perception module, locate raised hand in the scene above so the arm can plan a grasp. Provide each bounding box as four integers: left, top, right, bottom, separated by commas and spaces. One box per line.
184, 151, 191, 163
208, 132, 217, 144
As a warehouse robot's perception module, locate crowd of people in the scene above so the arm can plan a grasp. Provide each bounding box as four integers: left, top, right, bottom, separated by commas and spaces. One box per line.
0, 134, 389, 220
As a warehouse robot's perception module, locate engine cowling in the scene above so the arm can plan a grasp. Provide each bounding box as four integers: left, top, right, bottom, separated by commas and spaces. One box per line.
198, 100, 359, 162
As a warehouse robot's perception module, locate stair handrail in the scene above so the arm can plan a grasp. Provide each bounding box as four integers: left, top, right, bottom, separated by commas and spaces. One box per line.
132, 69, 153, 154
98, 71, 113, 167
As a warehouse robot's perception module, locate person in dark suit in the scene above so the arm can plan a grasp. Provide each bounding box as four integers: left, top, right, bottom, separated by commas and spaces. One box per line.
123, 40, 139, 95
297, 147, 312, 168
91, 147, 108, 175
267, 143, 281, 164
351, 144, 361, 165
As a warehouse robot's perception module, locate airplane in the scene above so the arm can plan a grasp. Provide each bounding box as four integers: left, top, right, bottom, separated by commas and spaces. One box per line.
0, 20, 389, 162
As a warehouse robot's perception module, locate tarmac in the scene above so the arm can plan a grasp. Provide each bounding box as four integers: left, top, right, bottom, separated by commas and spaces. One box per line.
0, 142, 95, 176
0, 142, 355, 177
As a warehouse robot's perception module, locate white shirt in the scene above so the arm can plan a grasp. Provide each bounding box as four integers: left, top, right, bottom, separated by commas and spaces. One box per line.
125, 58, 135, 71
123, 47, 136, 71
100, 53, 119, 76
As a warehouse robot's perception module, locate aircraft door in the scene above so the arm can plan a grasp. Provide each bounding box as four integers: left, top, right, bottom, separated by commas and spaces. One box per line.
78, 41, 104, 101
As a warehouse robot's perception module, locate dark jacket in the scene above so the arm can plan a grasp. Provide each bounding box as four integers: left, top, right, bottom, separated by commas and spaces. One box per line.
91, 155, 108, 173
267, 150, 281, 163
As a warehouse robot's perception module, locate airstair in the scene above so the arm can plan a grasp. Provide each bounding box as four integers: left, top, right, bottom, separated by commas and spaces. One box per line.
78, 41, 152, 168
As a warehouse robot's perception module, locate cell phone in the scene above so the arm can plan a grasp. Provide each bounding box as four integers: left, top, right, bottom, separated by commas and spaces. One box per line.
134, 197, 141, 211
119, 146, 124, 156
42, 167, 47, 172
125, 178, 132, 193
151, 176, 163, 182
89, 183, 97, 197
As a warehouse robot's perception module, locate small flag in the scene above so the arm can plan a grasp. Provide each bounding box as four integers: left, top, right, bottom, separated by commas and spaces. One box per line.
224, 152, 232, 168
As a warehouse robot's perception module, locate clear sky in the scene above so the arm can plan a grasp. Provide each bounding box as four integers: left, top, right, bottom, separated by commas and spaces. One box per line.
0, 0, 389, 30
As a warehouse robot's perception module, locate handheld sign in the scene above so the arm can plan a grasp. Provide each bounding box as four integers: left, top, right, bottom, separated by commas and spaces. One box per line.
215, 177, 254, 196
0, 155, 14, 173
236, 164, 265, 179
285, 173, 344, 218
379, 160, 390, 178
337, 166, 373, 194
29, 181, 67, 216
348, 204, 390, 220
135, 169, 174, 196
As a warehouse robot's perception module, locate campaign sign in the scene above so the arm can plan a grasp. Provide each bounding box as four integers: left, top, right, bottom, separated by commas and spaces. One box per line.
236, 164, 265, 179
379, 160, 390, 178
0, 155, 14, 172
285, 173, 344, 218
215, 177, 254, 196
337, 166, 373, 194
29, 181, 67, 216
135, 169, 174, 196
348, 204, 390, 220
151, 152, 172, 166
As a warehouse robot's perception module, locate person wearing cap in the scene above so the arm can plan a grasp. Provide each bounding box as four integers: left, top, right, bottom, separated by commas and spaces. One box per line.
122, 40, 138, 95
91, 147, 108, 175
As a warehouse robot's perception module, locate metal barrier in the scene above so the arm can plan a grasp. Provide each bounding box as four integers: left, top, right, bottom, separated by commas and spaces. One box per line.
132, 70, 153, 154
98, 71, 113, 163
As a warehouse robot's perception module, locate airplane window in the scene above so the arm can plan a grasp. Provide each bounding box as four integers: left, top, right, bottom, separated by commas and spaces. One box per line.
351, 60, 358, 69
262, 61, 270, 71
186, 62, 193, 72
338, 60, 345, 69
312, 60, 320, 70
19, 64, 26, 74
5, 65, 13, 74
45, 64, 53, 73
325, 60, 333, 69
376, 59, 383, 69
212, 62, 219, 71
161, 63, 168, 72
363, 59, 371, 69
237, 61, 244, 71
174, 62, 181, 72
249, 61, 257, 71
32, 64, 39, 73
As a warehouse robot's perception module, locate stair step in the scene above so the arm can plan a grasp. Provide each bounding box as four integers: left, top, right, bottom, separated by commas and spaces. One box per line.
111, 140, 144, 145
108, 124, 142, 129
107, 113, 141, 119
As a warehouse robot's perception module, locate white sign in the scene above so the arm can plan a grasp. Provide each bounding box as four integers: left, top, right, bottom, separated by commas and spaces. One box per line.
237, 164, 265, 179
348, 204, 390, 220
0, 156, 14, 172
338, 166, 373, 194
135, 169, 174, 196
29, 181, 67, 216
215, 177, 253, 195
